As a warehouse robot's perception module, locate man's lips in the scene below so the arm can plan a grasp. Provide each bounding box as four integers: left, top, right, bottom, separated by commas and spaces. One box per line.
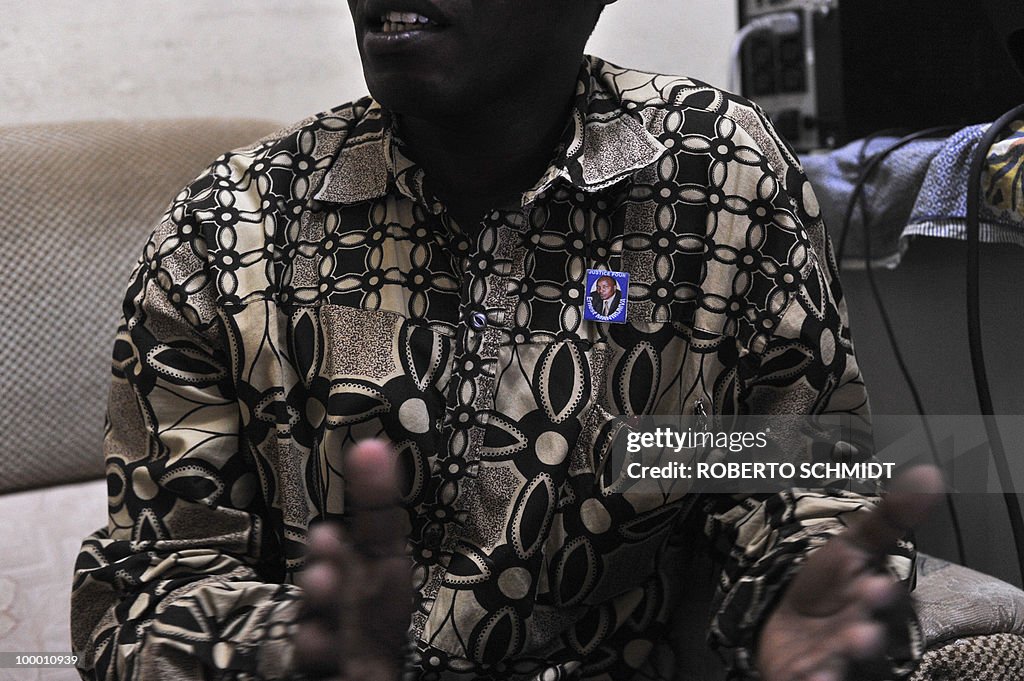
361, 10, 449, 54
362, 24, 445, 53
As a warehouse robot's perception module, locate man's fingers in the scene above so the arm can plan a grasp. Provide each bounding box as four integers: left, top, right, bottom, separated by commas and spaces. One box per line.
785, 533, 869, 615
308, 522, 348, 562
295, 442, 411, 680
341, 440, 413, 678
758, 470, 941, 681
340, 554, 413, 677
295, 524, 351, 678
786, 466, 942, 616
838, 620, 886, 660
299, 524, 349, 621
845, 464, 945, 555
344, 439, 407, 554
851, 573, 900, 612
300, 562, 344, 621
780, 623, 880, 681
804, 669, 842, 681
292, 620, 343, 678
345, 439, 401, 509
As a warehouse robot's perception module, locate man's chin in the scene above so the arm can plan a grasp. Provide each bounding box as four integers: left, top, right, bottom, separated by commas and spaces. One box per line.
365, 74, 469, 119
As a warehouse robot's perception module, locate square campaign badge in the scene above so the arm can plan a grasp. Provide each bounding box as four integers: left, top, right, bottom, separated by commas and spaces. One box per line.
583, 269, 629, 324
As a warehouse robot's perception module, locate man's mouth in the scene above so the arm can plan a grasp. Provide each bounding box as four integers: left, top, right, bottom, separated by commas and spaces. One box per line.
375, 10, 439, 33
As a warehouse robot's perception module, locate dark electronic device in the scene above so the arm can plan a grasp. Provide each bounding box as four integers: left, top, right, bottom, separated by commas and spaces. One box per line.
736, 0, 1024, 151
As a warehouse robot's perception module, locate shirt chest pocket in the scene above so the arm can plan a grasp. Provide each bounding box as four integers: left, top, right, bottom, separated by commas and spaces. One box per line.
285, 304, 455, 515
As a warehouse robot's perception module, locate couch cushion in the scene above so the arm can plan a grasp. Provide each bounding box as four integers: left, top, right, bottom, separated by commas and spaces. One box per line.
0, 119, 280, 493
909, 633, 1024, 681
914, 553, 1024, 645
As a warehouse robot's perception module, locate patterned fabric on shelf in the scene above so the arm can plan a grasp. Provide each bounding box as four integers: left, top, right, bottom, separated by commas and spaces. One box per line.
800, 120, 1024, 267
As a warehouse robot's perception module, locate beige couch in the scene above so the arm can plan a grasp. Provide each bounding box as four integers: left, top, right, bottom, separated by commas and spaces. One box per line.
1, 119, 1022, 680
0, 119, 281, 681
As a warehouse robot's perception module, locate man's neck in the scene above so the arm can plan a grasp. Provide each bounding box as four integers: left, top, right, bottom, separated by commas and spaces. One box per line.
395, 63, 581, 228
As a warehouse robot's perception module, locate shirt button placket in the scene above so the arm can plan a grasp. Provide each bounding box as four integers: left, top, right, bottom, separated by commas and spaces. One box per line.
447, 212, 511, 502
415, 208, 524, 649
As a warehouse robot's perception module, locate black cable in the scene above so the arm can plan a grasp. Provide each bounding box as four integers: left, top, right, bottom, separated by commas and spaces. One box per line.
842, 127, 968, 565
855, 128, 910, 166
836, 126, 960, 265
965, 103, 1024, 582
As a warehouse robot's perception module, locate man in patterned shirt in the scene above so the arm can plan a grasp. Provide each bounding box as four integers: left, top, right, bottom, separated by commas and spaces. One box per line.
72, 1, 942, 680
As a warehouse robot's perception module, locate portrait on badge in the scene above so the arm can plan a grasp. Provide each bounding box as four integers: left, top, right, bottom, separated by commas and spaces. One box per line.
583, 268, 629, 323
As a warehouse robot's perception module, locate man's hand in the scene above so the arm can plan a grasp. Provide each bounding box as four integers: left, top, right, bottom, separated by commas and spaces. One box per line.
756, 465, 944, 681
295, 440, 412, 680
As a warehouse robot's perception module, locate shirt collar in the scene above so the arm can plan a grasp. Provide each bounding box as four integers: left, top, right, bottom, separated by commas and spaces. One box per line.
314, 56, 668, 207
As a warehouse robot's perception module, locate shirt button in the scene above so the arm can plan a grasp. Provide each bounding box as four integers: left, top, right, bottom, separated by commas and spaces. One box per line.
469, 311, 487, 331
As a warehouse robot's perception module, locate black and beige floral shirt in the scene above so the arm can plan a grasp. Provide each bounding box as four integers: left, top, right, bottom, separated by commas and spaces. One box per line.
72, 57, 919, 681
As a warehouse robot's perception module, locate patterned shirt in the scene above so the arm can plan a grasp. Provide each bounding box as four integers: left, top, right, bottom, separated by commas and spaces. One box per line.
72, 57, 919, 680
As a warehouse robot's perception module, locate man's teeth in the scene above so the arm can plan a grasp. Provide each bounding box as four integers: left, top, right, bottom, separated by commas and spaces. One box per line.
380, 11, 433, 32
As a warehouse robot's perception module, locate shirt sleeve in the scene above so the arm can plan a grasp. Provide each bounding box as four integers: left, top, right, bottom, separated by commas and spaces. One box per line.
70, 217, 302, 680
695, 105, 922, 679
